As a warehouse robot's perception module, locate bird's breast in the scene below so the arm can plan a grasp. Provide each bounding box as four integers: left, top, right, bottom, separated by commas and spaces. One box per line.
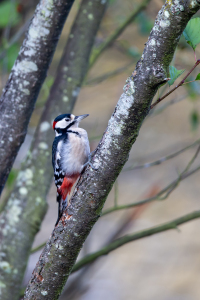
60, 130, 90, 175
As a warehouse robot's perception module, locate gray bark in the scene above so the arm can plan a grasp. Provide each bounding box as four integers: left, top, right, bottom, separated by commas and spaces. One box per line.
0, 0, 75, 194
0, 1, 107, 299
23, 1, 200, 299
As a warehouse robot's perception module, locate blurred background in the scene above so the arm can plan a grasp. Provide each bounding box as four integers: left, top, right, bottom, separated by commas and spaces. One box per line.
1, 0, 200, 299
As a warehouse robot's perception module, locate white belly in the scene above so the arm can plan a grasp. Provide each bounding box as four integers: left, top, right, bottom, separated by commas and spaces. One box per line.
60, 130, 90, 175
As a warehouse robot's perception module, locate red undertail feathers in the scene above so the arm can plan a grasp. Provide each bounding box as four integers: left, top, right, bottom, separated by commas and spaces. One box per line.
57, 173, 80, 200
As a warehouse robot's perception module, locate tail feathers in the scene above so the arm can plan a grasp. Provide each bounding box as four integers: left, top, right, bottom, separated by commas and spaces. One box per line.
59, 176, 79, 200
55, 192, 68, 226
55, 174, 79, 226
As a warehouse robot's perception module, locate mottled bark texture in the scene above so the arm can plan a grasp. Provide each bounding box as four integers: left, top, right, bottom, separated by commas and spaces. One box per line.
23, 1, 200, 299
0, 1, 107, 300
0, 0, 75, 194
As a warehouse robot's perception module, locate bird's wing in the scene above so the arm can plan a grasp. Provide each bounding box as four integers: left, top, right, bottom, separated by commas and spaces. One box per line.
52, 137, 65, 190
52, 136, 60, 170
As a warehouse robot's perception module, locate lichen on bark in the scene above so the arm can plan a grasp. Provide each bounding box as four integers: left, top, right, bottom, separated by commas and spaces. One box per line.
0, 0, 75, 195
0, 1, 107, 299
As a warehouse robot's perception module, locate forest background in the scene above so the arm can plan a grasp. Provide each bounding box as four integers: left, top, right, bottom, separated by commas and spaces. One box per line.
0, 0, 200, 299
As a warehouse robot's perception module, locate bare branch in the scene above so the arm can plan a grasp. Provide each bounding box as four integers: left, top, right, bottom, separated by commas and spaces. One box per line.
31, 242, 46, 254
89, 0, 152, 68
103, 164, 200, 216
72, 210, 200, 272
151, 59, 200, 109
124, 139, 200, 171
85, 62, 133, 86
150, 94, 188, 115
104, 144, 200, 216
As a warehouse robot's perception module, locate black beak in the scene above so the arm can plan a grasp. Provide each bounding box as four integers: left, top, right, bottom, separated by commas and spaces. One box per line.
75, 114, 89, 122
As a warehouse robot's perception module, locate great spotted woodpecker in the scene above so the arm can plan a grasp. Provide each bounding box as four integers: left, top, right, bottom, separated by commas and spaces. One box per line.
52, 113, 91, 225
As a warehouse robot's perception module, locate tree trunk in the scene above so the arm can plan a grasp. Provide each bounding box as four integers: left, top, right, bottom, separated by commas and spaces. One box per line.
0, 1, 107, 299
23, 1, 200, 299
0, 0, 75, 194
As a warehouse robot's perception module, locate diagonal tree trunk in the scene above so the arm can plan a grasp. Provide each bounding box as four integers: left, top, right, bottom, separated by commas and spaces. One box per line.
23, 1, 200, 299
0, 1, 107, 300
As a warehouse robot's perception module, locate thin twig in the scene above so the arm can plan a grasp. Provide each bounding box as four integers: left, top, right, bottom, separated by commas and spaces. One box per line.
149, 94, 188, 116
124, 139, 200, 171
182, 80, 196, 85
30, 242, 46, 254
85, 62, 133, 86
72, 210, 200, 273
182, 144, 200, 174
151, 59, 200, 109
89, 0, 152, 68
102, 164, 200, 216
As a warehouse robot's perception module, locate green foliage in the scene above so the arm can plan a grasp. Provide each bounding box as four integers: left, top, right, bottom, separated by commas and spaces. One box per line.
42, 76, 54, 98
168, 66, 185, 86
195, 73, 200, 81
109, 0, 117, 5
127, 46, 140, 58
0, 1, 21, 28
136, 12, 153, 35
36, 76, 54, 108
6, 168, 18, 189
7, 43, 20, 70
183, 18, 200, 50
0, 43, 20, 71
190, 110, 199, 131
185, 77, 200, 100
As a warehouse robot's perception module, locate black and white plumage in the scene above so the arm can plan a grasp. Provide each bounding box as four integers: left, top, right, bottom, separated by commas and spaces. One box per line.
52, 113, 90, 225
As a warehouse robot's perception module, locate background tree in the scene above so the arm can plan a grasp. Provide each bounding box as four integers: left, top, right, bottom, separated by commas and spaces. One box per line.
0, 0, 200, 299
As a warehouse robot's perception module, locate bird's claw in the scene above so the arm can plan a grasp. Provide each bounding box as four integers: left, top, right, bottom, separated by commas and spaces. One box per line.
83, 152, 97, 170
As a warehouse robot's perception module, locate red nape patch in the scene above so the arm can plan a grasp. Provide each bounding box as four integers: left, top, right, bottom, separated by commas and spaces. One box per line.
58, 174, 80, 200
53, 121, 57, 130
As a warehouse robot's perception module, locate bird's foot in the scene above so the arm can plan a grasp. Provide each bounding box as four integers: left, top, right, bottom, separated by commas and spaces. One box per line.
83, 152, 97, 171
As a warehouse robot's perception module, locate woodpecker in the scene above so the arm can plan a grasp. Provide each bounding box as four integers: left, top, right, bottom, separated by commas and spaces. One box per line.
52, 113, 91, 226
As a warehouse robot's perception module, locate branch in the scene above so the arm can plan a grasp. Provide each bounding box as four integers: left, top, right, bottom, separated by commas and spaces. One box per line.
31, 243, 46, 255
103, 164, 200, 216
23, 1, 200, 299
85, 62, 133, 86
103, 132, 200, 216
72, 210, 200, 272
89, 0, 152, 68
0, 0, 75, 194
150, 94, 188, 115
151, 59, 200, 109
0, 1, 107, 299
124, 139, 200, 171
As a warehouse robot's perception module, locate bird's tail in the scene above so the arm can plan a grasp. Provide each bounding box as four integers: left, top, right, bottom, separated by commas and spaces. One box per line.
55, 175, 79, 225
55, 192, 68, 226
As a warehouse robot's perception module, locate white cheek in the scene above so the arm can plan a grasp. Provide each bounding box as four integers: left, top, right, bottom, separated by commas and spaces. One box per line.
56, 119, 67, 129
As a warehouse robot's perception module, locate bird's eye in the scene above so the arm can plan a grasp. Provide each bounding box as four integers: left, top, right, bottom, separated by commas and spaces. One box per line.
65, 118, 70, 122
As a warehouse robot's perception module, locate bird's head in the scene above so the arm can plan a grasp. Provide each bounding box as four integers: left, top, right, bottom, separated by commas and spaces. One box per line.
53, 113, 89, 135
